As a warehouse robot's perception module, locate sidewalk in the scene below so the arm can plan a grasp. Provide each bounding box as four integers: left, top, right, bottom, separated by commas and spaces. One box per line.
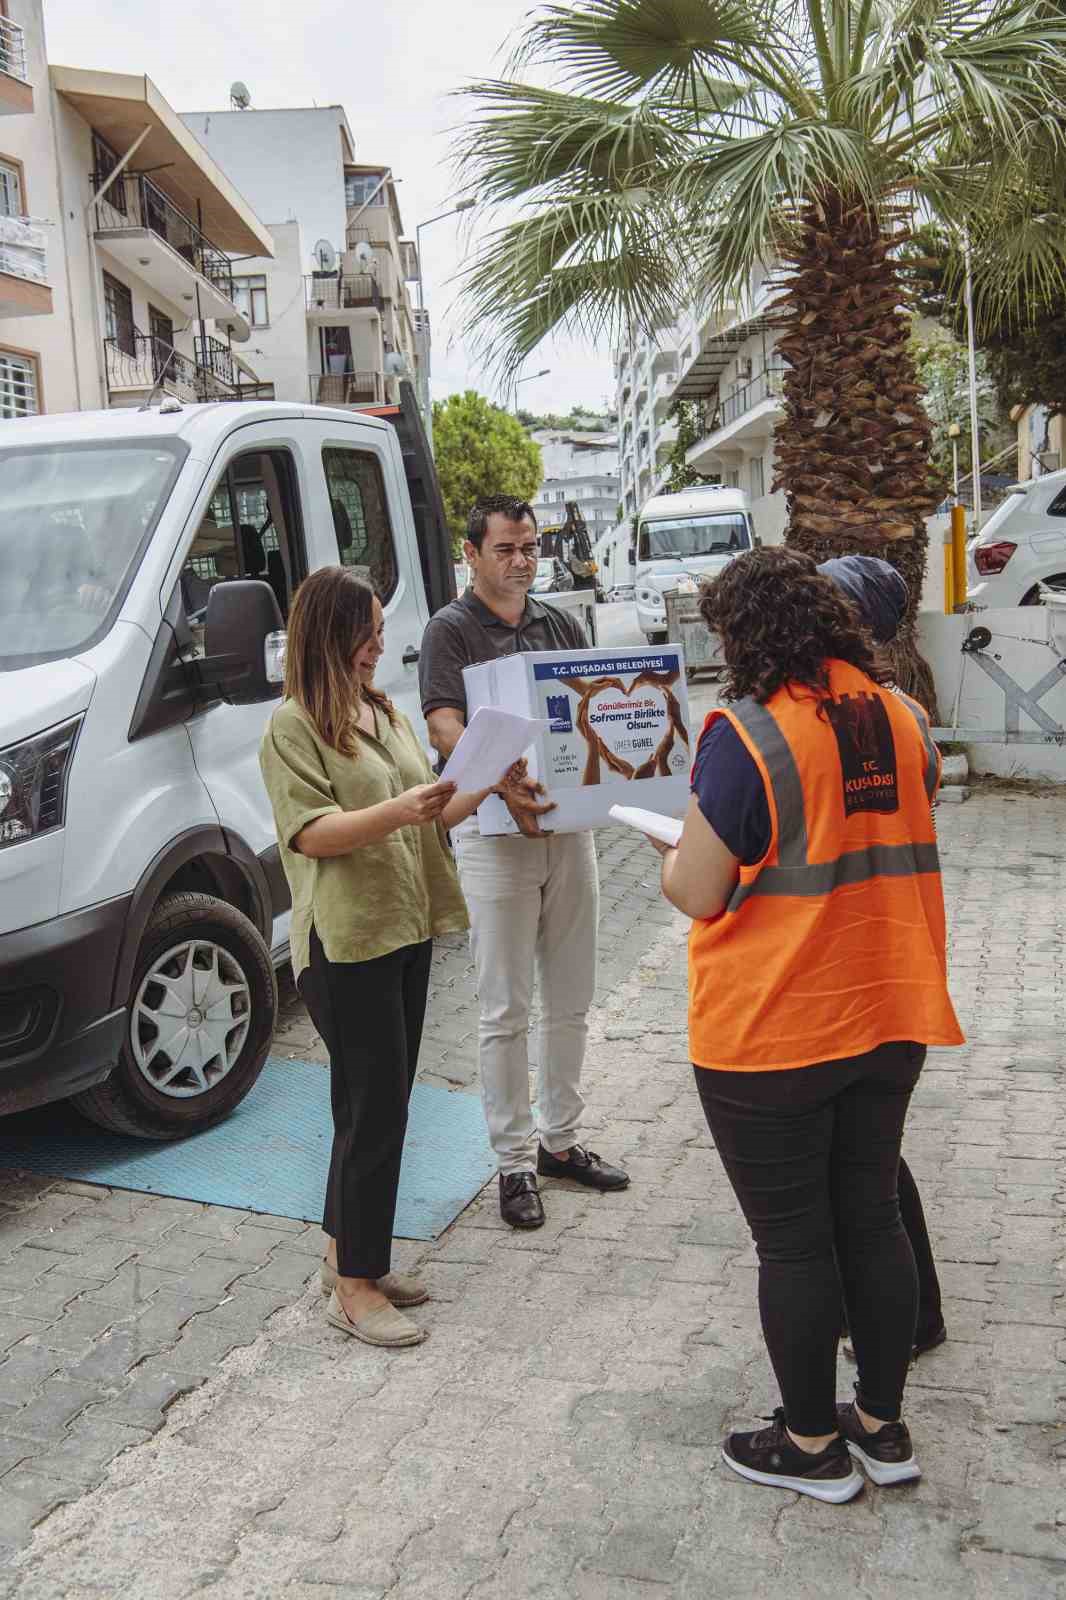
1, 785, 1065, 1598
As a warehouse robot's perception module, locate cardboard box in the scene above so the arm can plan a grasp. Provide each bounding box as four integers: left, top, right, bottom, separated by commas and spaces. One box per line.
464, 644, 692, 835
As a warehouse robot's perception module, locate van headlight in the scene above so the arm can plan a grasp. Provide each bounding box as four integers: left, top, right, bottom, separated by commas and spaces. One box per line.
0, 717, 82, 850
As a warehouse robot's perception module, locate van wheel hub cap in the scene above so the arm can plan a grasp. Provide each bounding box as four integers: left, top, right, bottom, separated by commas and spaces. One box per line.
131, 939, 251, 1098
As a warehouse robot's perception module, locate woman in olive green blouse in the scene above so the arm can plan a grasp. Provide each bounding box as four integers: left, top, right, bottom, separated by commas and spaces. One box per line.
260, 567, 482, 1350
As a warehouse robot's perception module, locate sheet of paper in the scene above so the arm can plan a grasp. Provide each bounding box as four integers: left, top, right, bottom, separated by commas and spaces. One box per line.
608, 804, 684, 848
440, 706, 548, 793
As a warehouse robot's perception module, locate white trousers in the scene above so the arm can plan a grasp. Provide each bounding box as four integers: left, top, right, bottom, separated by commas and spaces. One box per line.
454, 830, 599, 1175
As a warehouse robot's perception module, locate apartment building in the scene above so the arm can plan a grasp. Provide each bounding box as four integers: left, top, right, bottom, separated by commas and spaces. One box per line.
0, 0, 273, 420
614, 267, 787, 542
614, 326, 679, 520
530, 427, 619, 545
181, 105, 423, 412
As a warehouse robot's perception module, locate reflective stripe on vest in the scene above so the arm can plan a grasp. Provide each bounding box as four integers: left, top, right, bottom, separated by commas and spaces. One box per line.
726, 693, 942, 912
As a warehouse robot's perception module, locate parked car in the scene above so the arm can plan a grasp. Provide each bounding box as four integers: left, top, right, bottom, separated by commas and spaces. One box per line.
967, 468, 1066, 607
530, 556, 574, 594
634, 484, 755, 643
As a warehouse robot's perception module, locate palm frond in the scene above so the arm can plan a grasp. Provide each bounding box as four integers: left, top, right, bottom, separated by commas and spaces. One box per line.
453, 80, 691, 205
456, 199, 686, 385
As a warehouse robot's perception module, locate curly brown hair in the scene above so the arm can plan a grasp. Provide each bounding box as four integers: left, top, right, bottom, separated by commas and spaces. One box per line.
699, 547, 885, 705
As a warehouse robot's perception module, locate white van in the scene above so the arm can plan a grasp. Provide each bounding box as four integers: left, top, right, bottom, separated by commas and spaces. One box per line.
634, 484, 754, 642
592, 523, 634, 601
0, 391, 461, 1136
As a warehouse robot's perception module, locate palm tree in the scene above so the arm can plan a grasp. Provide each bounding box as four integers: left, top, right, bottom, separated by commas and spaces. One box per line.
454, 0, 1066, 701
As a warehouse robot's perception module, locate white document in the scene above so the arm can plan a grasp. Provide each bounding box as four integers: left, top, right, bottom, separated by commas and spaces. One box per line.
440, 706, 548, 792
608, 804, 684, 848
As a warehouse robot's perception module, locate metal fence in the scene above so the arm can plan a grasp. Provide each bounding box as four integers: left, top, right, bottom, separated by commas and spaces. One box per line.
0, 15, 29, 82
310, 371, 383, 407
305, 273, 384, 312
91, 172, 237, 304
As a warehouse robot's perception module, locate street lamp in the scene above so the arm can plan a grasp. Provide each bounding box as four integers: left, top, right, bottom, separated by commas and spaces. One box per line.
413, 197, 476, 450
514, 368, 551, 412
415, 197, 476, 313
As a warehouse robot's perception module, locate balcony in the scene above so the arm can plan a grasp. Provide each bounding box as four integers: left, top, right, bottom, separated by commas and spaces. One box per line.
91, 171, 248, 337
0, 15, 32, 114
104, 330, 269, 406
686, 366, 787, 472
310, 370, 384, 408
0, 215, 51, 315
653, 366, 678, 419
305, 273, 385, 315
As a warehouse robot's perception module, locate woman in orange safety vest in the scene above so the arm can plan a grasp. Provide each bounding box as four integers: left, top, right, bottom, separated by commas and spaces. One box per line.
650, 547, 962, 1505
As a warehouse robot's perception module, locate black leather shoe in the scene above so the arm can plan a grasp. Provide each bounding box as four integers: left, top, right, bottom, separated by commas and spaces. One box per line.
499, 1172, 545, 1229
537, 1144, 629, 1191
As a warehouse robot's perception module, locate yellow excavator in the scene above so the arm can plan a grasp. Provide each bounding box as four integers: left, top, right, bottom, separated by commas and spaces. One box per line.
538, 501, 601, 598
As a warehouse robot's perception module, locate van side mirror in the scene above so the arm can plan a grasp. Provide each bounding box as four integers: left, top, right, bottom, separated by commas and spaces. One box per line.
201, 580, 285, 704
628, 546, 636, 566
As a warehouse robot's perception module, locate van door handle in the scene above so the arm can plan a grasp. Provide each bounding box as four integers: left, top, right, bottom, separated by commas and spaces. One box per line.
402, 646, 420, 665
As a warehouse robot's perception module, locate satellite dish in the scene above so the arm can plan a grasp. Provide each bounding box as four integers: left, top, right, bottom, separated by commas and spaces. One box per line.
229, 81, 251, 110
353, 240, 373, 267
313, 239, 337, 274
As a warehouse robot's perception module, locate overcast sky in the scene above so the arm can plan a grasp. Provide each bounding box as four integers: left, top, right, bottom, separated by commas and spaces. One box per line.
43, 0, 614, 417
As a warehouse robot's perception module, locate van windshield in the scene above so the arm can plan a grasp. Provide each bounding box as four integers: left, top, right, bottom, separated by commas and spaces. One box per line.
641, 512, 750, 560
0, 441, 185, 670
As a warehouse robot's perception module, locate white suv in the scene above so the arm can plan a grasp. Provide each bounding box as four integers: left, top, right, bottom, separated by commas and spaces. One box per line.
967, 469, 1066, 606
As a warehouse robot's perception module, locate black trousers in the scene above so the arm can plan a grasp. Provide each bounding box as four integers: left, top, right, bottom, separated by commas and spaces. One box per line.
298, 926, 433, 1279
840, 1156, 943, 1346
694, 1041, 925, 1437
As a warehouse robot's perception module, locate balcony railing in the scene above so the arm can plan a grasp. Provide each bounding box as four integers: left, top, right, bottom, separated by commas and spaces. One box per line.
0, 15, 29, 83
91, 172, 237, 304
697, 367, 786, 439
0, 215, 47, 283
310, 371, 384, 407
305, 273, 384, 312
105, 329, 275, 405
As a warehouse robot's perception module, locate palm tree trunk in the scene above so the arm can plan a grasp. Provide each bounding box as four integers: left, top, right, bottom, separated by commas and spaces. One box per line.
770, 194, 943, 712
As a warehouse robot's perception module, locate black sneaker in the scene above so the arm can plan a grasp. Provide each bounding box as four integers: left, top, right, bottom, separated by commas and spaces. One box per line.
836, 1401, 921, 1486
722, 1410, 863, 1503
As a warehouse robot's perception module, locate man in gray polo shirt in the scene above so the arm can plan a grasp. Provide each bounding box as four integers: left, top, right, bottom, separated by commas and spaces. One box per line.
420, 494, 629, 1229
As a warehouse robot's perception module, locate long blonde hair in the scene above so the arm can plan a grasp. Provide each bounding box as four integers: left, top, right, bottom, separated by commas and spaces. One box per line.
284, 567, 394, 756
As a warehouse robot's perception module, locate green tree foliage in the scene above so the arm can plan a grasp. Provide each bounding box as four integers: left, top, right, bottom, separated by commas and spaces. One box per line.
909, 334, 1015, 486
662, 402, 720, 494
432, 391, 543, 554
909, 227, 1066, 423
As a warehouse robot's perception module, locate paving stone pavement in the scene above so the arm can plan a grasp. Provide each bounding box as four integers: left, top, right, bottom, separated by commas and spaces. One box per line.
1, 787, 1065, 1597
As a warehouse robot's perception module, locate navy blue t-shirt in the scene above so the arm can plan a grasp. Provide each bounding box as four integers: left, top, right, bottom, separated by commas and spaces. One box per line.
690, 717, 771, 866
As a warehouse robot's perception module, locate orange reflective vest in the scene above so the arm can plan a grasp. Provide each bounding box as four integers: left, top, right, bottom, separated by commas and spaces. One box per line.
689, 660, 964, 1071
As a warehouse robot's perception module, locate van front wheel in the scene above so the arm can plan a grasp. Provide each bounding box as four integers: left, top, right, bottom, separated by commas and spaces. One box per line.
74, 892, 277, 1139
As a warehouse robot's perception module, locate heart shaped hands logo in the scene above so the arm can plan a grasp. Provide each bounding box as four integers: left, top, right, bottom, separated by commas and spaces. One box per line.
557, 669, 690, 784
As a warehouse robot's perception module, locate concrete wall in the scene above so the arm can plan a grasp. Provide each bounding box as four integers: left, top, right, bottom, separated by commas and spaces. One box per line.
230, 220, 305, 402
920, 606, 1066, 781
181, 108, 347, 269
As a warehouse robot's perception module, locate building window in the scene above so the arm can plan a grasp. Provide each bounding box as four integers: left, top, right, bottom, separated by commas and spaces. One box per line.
0, 348, 40, 417
725, 469, 740, 489
750, 455, 765, 500
0, 158, 23, 219
232, 274, 268, 328
103, 273, 136, 357
345, 174, 386, 210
